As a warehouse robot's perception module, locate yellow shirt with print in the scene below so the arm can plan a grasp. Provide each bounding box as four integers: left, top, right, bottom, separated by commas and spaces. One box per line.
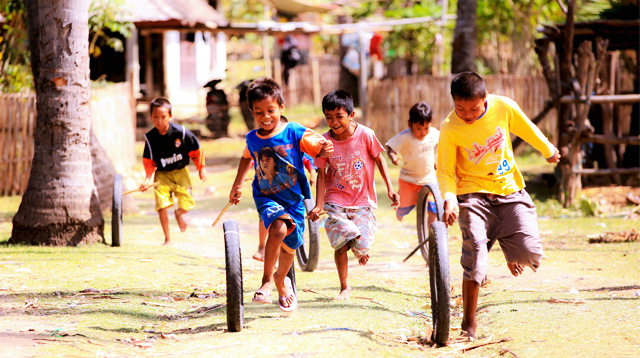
437, 94, 555, 202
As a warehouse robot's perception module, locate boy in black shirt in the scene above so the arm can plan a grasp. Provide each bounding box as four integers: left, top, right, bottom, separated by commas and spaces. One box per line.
140, 97, 207, 245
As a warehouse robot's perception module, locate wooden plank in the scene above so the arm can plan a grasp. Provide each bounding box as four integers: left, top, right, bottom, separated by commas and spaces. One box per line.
580, 134, 640, 145
572, 168, 640, 175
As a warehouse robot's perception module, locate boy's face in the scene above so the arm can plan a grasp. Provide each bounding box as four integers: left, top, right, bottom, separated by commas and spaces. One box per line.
409, 121, 431, 140
151, 106, 171, 135
453, 95, 487, 125
251, 97, 284, 134
325, 107, 355, 139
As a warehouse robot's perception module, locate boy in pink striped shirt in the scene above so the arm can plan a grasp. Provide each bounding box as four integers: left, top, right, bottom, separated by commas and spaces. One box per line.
309, 90, 399, 300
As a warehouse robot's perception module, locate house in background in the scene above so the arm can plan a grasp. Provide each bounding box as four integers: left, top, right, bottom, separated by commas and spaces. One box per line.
90, 0, 228, 119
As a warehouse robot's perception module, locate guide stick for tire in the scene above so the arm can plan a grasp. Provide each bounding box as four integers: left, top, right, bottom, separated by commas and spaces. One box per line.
123, 181, 160, 196
212, 202, 233, 227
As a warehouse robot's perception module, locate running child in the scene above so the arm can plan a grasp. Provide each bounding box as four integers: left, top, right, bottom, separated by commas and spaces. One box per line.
309, 89, 400, 300
228, 78, 333, 311
386, 101, 439, 227
437, 72, 560, 338
139, 97, 207, 245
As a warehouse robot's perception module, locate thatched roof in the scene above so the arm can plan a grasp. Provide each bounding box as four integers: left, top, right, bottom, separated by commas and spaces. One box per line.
124, 0, 227, 30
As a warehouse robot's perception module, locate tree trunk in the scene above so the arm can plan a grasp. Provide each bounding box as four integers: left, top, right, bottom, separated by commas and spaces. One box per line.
451, 0, 477, 74
11, 0, 104, 246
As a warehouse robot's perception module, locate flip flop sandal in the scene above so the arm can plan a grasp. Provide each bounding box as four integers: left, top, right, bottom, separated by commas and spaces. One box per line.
252, 290, 272, 304
278, 276, 297, 312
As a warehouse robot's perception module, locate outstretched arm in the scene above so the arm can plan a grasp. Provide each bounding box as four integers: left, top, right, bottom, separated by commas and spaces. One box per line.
374, 153, 399, 207
140, 158, 157, 191
229, 157, 253, 205
309, 167, 326, 221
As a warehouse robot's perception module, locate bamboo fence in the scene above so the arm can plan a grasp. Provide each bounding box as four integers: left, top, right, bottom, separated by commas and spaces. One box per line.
0, 93, 36, 196
365, 74, 554, 144
0, 83, 135, 197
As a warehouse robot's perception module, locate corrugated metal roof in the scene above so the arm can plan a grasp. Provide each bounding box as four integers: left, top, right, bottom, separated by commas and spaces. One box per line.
124, 0, 227, 29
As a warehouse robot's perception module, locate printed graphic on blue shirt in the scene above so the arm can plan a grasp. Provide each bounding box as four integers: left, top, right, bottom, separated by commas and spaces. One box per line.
255, 145, 298, 196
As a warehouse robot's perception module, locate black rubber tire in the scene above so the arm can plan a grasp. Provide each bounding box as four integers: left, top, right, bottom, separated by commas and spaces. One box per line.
286, 261, 297, 296
223, 220, 244, 332
428, 221, 450, 346
416, 183, 444, 264
296, 199, 320, 272
111, 174, 123, 247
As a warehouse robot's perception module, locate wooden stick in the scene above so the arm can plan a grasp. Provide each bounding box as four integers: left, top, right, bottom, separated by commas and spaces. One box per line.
123, 181, 160, 196
212, 202, 233, 227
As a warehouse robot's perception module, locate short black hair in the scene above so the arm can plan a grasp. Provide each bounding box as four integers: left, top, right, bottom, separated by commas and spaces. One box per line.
247, 78, 285, 109
258, 147, 278, 162
409, 101, 433, 125
322, 89, 354, 115
150, 97, 172, 115
450, 72, 486, 100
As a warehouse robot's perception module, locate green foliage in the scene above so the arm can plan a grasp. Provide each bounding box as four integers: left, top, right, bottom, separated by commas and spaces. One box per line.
222, 0, 265, 22
88, 0, 134, 57
0, 0, 32, 92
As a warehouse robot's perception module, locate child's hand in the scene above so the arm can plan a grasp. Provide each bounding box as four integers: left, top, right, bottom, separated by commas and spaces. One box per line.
308, 206, 324, 221
199, 168, 208, 182
309, 177, 316, 187
318, 139, 334, 157
443, 200, 459, 227
229, 187, 242, 205
389, 153, 400, 166
389, 191, 400, 208
139, 180, 152, 192
546, 148, 561, 164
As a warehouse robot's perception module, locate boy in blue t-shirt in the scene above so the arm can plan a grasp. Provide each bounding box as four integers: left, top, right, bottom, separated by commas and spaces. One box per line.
228, 78, 333, 312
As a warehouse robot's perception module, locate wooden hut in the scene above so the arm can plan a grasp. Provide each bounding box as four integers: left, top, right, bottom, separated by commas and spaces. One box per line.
535, 10, 639, 206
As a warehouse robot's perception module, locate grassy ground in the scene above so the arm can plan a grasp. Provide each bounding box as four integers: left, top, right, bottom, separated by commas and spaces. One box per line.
1, 118, 639, 357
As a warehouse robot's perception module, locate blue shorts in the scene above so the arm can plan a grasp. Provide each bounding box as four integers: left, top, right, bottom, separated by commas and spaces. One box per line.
254, 196, 305, 252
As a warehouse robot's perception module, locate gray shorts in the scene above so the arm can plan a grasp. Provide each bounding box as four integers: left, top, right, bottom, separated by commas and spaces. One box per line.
458, 189, 543, 284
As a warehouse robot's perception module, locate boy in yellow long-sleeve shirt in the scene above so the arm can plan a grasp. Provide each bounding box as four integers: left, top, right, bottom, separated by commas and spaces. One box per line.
437, 72, 560, 339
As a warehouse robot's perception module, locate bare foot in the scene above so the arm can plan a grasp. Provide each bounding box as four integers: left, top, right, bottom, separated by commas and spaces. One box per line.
507, 262, 524, 276
335, 286, 351, 300
257, 281, 272, 296
461, 329, 476, 340
252, 250, 264, 262
162, 239, 171, 245
358, 254, 369, 266
174, 210, 187, 232
461, 320, 476, 339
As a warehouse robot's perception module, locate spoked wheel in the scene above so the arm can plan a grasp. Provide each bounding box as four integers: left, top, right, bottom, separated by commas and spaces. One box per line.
296, 199, 320, 272
428, 221, 450, 346
111, 174, 123, 247
416, 183, 444, 264
223, 219, 244, 332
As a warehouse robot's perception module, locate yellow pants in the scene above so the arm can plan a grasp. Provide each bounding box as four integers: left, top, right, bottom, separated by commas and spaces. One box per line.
154, 167, 195, 212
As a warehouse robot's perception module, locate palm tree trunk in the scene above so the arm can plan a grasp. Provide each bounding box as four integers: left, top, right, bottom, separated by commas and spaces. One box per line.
11, 0, 104, 246
451, 0, 478, 74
